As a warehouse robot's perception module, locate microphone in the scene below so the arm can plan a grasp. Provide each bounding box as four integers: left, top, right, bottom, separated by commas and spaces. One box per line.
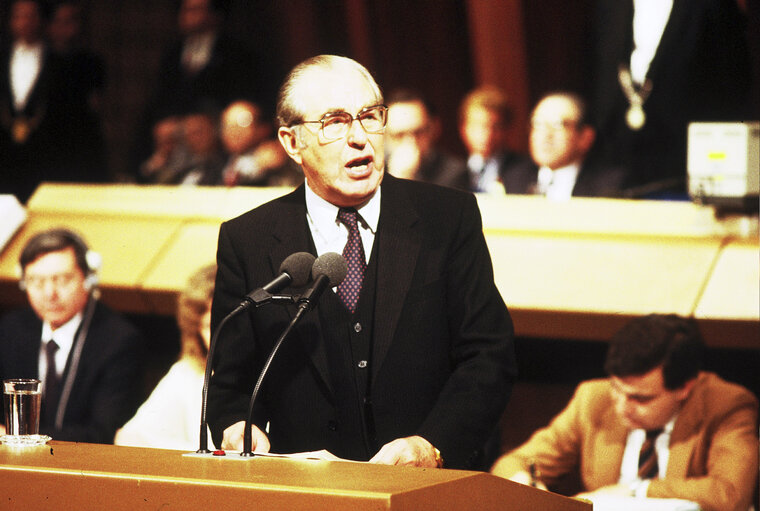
243, 252, 315, 307
196, 251, 315, 454
240, 252, 347, 456
297, 252, 348, 311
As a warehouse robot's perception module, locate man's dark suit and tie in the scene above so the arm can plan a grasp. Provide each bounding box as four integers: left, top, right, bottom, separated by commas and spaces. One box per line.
0, 229, 145, 443
208, 55, 516, 470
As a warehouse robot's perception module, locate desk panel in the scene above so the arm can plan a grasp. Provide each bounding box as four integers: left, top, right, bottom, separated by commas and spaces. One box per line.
0, 184, 756, 347
487, 234, 723, 341
0, 441, 590, 511
139, 221, 222, 313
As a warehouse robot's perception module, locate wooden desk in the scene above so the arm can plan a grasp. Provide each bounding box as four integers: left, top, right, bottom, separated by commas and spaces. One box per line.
0, 183, 757, 347
0, 441, 590, 511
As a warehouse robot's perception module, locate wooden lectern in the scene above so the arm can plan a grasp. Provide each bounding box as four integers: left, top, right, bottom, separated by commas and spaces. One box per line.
0, 441, 591, 510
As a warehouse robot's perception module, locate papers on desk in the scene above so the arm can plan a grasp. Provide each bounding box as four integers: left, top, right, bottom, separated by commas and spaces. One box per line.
588, 495, 701, 511
0, 195, 26, 254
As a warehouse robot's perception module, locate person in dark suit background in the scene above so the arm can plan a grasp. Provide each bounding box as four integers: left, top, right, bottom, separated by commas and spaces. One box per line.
589, 0, 752, 197
384, 88, 470, 191
503, 92, 625, 199
0, 0, 79, 203
47, 0, 108, 183
208, 55, 516, 470
0, 229, 145, 444
458, 86, 530, 194
131, 0, 267, 179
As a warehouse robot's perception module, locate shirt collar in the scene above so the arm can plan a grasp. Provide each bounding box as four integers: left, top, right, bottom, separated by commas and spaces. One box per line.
304, 180, 381, 234
41, 311, 83, 355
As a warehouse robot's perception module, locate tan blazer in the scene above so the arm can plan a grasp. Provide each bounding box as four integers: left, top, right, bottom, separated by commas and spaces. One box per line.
492, 372, 758, 511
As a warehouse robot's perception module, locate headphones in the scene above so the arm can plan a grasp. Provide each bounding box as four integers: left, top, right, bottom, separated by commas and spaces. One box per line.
18, 229, 102, 292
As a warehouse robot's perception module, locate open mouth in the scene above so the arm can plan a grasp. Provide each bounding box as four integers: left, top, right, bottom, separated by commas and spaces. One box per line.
345, 155, 374, 175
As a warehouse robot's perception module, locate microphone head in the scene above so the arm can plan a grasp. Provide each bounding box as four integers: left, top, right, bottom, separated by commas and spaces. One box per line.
279, 252, 316, 288
312, 252, 348, 287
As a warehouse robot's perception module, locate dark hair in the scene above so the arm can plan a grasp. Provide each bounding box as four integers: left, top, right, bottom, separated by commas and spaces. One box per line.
536, 91, 591, 128
604, 314, 704, 390
19, 228, 90, 276
386, 88, 437, 117
459, 86, 513, 126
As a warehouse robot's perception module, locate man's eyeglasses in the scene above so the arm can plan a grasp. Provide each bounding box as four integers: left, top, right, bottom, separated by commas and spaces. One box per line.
22, 272, 79, 291
530, 119, 580, 132
297, 105, 388, 141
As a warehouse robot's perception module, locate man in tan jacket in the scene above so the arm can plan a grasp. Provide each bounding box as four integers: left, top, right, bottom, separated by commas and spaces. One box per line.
492, 314, 758, 511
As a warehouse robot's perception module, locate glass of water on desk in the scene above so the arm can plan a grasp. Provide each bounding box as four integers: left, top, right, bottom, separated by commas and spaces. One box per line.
2, 378, 50, 446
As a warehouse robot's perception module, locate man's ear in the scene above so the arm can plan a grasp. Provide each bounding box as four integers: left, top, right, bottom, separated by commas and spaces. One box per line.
278, 126, 303, 165
578, 125, 596, 154
674, 377, 697, 401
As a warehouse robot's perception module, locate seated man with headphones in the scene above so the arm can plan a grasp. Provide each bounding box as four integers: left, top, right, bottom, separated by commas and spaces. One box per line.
0, 228, 146, 443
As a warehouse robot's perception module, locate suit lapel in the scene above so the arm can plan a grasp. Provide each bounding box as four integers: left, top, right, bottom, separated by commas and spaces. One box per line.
269, 186, 332, 394
16, 314, 43, 378
594, 406, 628, 486
646, 0, 686, 81
371, 176, 421, 381
665, 379, 704, 478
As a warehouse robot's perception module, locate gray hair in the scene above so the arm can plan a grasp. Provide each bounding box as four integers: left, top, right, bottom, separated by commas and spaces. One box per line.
276, 55, 383, 128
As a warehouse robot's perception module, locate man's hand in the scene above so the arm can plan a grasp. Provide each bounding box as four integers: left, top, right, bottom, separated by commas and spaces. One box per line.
369, 435, 440, 467
505, 470, 548, 490
221, 421, 270, 452
0, 424, 5, 435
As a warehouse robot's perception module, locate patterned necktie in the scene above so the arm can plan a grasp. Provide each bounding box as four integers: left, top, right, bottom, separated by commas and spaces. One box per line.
44, 340, 61, 419
637, 428, 663, 480
336, 207, 367, 314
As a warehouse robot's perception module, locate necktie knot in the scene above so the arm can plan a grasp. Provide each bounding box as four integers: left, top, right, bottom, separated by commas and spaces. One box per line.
338, 207, 359, 228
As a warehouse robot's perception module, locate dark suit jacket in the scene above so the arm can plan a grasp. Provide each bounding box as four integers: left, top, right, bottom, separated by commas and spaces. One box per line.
416, 149, 470, 191
0, 44, 74, 202
208, 174, 517, 469
502, 158, 625, 198
0, 300, 146, 444
590, 0, 751, 192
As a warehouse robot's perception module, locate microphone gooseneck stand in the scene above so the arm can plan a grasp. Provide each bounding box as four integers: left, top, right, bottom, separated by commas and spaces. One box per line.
240, 305, 309, 456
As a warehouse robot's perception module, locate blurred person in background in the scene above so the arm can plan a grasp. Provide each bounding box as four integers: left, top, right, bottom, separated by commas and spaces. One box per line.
459, 86, 529, 194
502, 92, 625, 199
0, 228, 145, 443
116, 264, 216, 451
131, 0, 264, 178
138, 115, 190, 183
47, 0, 107, 182
492, 314, 758, 511
220, 100, 301, 187
0, 0, 85, 202
171, 109, 226, 185
385, 88, 469, 190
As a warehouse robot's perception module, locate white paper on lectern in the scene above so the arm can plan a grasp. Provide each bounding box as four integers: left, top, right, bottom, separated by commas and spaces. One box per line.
0, 195, 26, 254
588, 495, 701, 511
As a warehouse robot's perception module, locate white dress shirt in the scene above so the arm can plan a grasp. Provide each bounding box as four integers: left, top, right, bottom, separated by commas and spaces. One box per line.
536, 163, 580, 201
10, 41, 44, 111
618, 416, 676, 496
630, 0, 674, 84
304, 181, 380, 265
39, 312, 82, 389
